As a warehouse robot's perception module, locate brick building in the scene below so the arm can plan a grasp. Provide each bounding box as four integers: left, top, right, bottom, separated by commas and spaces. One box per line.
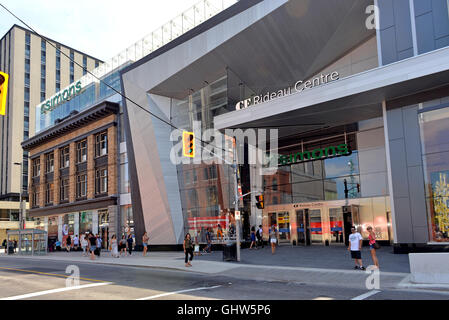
22, 101, 120, 247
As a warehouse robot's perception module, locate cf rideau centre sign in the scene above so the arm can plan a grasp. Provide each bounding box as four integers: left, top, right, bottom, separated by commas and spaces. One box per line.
235, 71, 339, 110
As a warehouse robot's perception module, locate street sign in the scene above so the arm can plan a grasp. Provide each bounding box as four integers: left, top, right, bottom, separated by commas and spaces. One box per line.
235, 210, 241, 220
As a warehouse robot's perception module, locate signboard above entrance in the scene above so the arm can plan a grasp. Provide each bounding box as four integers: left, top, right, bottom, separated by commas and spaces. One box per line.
235, 71, 339, 111
278, 143, 351, 166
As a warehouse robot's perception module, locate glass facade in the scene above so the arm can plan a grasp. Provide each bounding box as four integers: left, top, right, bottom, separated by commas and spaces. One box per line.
420, 103, 449, 242
171, 75, 236, 241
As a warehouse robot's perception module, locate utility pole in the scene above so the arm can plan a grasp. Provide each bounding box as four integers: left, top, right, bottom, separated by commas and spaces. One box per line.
233, 142, 241, 262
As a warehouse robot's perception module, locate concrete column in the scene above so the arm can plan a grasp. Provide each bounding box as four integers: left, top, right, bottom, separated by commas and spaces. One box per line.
74, 212, 79, 236
108, 205, 118, 243
87, 135, 95, 199
44, 216, 48, 232
53, 148, 60, 205
58, 215, 63, 242
92, 210, 99, 235
69, 142, 76, 202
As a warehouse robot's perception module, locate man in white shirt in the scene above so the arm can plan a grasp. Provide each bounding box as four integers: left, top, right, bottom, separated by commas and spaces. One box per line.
73, 235, 79, 251
348, 226, 365, 270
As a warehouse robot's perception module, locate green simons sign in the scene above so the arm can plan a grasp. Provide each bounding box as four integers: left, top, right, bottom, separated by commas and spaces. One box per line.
40, 80, 82, 115
278, 143, 351, 166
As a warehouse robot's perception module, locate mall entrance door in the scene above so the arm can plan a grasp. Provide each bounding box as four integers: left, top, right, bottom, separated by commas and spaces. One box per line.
296, 209, 323, 245
342, 205, 360, 246
268, 212, 291, 245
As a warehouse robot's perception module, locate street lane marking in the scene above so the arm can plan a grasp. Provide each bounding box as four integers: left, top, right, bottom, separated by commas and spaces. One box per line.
137, 285, 222, 300
0, 282, 112, 300
0, 266, 104, 282
351, 290, 381, 300
313, 297, 335, 300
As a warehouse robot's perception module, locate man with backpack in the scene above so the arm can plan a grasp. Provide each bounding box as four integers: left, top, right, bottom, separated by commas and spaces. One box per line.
256, 225, 264, 248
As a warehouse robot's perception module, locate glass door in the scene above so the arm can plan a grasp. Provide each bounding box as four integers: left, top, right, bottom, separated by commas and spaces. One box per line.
308, 209, 323, 244
277, 212, 291, 244
296, 210, 306, 245
329, 207, 344, 244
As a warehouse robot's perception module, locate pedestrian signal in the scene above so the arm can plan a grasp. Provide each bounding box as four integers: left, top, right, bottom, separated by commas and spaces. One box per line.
182, 131, 195, 158
0, 72, 9, 116
255, 194, 264, 209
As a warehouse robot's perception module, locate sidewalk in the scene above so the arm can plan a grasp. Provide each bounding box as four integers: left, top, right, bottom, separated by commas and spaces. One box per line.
0, 246, 412, 290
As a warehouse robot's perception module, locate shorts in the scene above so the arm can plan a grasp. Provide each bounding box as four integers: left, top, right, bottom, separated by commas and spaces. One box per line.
270, 238, 277, 244
351, 250, 362, 259
369, 244, 374, 250
143, 243, 148, 248
90, 245, 96, 252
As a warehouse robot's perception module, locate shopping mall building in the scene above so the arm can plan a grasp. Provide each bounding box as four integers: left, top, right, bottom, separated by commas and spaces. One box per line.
23, 0, 449, 252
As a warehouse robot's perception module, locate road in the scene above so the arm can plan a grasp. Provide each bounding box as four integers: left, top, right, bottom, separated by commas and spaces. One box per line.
0, 257, 448, 301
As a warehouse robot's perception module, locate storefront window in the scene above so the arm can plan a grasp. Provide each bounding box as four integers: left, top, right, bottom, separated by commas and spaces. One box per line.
419, 105, 449, 242
79, 211, 92, 234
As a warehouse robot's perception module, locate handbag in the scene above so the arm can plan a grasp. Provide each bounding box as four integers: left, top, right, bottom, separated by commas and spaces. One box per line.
373, 242, 380, 250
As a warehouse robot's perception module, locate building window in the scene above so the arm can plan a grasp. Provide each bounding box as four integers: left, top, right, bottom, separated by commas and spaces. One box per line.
95, 168, 108, 194
32, 187, 39, 207
32, 158, 40, 177
95, 132, 108, 157
45, 183, 54, 204
25, 33, 30, 44
83, 56, 87, 75
60, 146, 70, 168
60, 178, 69, 201
76, 140, 87, 163
76, 173, 87, 198
419, 105, 449, 242
24, 73, 30, 87
45, 153, 54, 173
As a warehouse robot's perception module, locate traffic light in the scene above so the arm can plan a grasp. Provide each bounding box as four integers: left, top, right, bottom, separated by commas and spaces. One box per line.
0, 71, 9, 116
182, 131, 195, 158
255, 194, 264, 209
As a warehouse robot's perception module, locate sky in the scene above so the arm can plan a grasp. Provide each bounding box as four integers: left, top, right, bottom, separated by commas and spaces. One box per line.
0, 0, 202, 61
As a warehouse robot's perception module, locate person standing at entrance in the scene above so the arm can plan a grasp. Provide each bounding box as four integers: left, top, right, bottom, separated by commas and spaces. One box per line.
183, 233, 194, 267
110, 235, 119, 258
127, 234, 134, 256
73, 234, 79, 251
66, 235, 71, 252
269, 225, 278, 254
367, 226, 380, 269
119, 235, 127, 256
256, 225, 264, 248
348, 226, 365, 270
88, 232, 97, 260
142, 232, 149, 257
81, 234, 88, 256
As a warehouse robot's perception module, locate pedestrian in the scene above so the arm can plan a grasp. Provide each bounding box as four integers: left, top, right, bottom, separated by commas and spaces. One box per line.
194, 231, 201, 256
257, 225, 264, 248
81, 234, 88, 256
203, 227, 212, 254
2, 239, 6, 253
73, 234, 79, 251
96, 234, 102, 258
88, 232, 97, 260
367, 226, 380, 269
269, 225, 277, 254
127, 234, 134, 256
217, 224, 223, 242
348, 226, 365, 270
183, 233, 194, 267
66, 235, 72, 252
142, 232, 149, 257
119, 235, 127, 256
249, 226, 257, 249
110, 234, 119, 258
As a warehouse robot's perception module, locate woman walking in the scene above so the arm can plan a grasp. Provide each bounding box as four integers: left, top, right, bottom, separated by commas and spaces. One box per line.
142, 232, 149, 257
367, 226, 380, 269
88, 232, 97, 260
249, 226, 257, 250
119, 235, 127, 256
269, 225, 278, 255
183, 233, 194, 267
110, 235, 119, 258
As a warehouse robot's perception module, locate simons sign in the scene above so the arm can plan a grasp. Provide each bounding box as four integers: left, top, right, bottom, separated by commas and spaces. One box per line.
278, 143, 351, 166
40, 80, 83, 115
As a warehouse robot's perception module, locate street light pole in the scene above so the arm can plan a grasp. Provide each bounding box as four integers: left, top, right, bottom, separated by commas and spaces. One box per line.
233, 144, 241, 262
14, 162, 24, 231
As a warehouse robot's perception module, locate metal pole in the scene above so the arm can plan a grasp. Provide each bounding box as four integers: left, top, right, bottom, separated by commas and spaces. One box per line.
233, 141, 241, 262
